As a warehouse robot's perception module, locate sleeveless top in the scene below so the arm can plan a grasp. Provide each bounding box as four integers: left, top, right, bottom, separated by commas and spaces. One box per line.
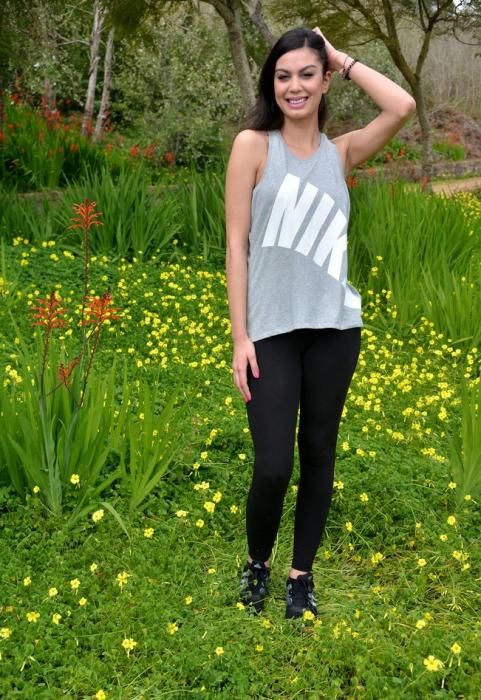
246, 129, 363, 343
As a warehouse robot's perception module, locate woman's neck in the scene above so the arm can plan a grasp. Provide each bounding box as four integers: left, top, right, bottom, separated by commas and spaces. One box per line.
279, 121, 321, 154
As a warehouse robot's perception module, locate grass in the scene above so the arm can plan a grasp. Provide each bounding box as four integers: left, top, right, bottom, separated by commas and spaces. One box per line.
1, 237, 481, 698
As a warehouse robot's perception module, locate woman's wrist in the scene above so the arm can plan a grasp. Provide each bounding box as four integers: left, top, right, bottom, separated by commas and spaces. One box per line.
332, 51, 349, 74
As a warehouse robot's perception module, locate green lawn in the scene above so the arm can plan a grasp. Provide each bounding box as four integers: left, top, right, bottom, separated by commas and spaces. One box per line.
1, 240, 480, 699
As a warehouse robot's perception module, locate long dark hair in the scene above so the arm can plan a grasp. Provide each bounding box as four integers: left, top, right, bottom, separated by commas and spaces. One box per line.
242, 27, 329, 132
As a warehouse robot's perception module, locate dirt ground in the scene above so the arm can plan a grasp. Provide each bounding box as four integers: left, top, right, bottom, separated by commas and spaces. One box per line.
431, 176, 481, 194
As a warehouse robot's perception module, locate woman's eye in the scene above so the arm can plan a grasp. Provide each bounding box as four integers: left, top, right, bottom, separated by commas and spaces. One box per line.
278, 74, 314, 80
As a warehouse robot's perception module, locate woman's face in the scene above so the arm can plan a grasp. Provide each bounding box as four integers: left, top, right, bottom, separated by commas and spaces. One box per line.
273, 46, 330, 120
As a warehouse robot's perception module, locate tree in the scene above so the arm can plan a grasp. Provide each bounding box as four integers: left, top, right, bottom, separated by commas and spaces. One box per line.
93, 25, 115, 142
269, 0, 481, 178
81, 0, 106, 137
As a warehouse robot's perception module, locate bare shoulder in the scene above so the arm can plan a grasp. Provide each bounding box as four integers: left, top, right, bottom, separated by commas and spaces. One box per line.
230, 129, 268, 187
232, 129, 268, 162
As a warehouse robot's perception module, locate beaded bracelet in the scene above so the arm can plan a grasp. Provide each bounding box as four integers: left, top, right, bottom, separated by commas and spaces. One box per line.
342, 57, 358, 81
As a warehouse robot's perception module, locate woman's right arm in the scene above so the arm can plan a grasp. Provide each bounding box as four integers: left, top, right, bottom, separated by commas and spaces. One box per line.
225, 130, 261, 402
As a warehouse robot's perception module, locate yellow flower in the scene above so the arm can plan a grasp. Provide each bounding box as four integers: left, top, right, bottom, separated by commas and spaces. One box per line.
70, 473, 80, 486
423, 655, 444, 672
0, 628, 12, 639
79, 597, 88, 606
166, 622, 179, 635
447, 515, 456, 526
23, 576, 32, 586
417, 558, 427, 568
48, 587, 58, 597
92, 509, 105, 523
451, 642, 461, 655
215, 646, 224, 656
192, 461, 200, 471
185, 595, 193, 605
121, 638, 137, 656
90, 562, 98, 573
116, 571, 131, 589
238, 453, 247, 460
371, 552, 384, 565
415, 619, 427, 629
200, 451, 208, 459
195, 519, 204, 528
359, 492, 369, 502
26, 611, 40, 623
203, 501, 215, 513
32, 485, 40, 494
230, 505, 239, 514
302, 610, 315, 621
448, 482, 457, 490
70, 578, 81, 590
95, 691, 107, 700
207, 567, 216, 575
464, 494, 472, 501
144, 527, 154, 538
52, 613, 62, 625
212, 491, 222, 503
439, 534, 448, 542
255, 644, 264, 652
236, 602, 245, 610
175, 510, 188, 518
345, 521, 353, 532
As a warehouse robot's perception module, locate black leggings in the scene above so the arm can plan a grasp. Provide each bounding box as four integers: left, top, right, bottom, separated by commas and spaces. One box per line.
245, 326, 361, 572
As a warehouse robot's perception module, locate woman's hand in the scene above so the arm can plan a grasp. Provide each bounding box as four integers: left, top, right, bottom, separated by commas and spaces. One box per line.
312, 27, 347, 74
232, 336, 260, 403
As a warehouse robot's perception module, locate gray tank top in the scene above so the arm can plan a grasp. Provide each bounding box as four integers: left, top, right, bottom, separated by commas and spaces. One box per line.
246, 129, 363, 343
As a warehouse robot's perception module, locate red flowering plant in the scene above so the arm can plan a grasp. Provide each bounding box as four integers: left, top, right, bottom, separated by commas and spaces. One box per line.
1, 201, 124, 521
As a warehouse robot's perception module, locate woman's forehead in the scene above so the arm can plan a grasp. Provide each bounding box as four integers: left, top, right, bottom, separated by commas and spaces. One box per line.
275, 47, 321, 72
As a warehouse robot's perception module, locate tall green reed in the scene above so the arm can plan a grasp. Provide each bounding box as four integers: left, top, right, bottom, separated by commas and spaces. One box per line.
175, 167, 226, 263
448, 374, 481, 503
349, 180, 481, 337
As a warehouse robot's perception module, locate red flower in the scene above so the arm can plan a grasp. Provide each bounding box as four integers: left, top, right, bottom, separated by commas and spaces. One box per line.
31, 291, 67, 331
82, 292, 120, 327
346, 175, 359, 189
164, 150, 175, 165
129, 145, 139, 157
58, 356, 81, 388
144, 143, 156, 158
69, 143, 79, 153
68, 200, 103, 231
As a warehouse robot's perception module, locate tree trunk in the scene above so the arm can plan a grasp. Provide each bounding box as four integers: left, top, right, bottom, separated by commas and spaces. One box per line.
410, 81, 433, 181
209, 0, 255, 113
93, 25, 114, 143
0, 74, 4, 132
81, 0, 105, 138
246, 0, 275, 48
43, 76, 57, 116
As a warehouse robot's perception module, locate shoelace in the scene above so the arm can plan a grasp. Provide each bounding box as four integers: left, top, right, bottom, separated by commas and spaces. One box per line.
242, 562, 269, 591
289, 576, 315, 607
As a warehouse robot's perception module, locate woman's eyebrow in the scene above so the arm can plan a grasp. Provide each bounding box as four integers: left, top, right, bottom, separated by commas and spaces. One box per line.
274, 64, 318, 73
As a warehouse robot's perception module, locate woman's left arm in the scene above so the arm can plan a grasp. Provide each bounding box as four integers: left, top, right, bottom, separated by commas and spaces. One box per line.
313, 28, 417, 172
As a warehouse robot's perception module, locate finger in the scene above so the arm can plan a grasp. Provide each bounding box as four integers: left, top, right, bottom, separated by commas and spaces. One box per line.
249, 356, 260, 379
234, 368, 251, 402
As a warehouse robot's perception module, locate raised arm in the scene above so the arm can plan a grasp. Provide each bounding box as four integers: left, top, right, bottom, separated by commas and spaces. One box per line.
313, 28, 416, 173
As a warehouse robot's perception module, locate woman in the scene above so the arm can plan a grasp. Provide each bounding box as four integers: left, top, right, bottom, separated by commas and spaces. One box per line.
225, 26, 415, 618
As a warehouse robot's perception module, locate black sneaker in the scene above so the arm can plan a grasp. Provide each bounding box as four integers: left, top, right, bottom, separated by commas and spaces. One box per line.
285, 571, 318, 619
239, 559, 270, 614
